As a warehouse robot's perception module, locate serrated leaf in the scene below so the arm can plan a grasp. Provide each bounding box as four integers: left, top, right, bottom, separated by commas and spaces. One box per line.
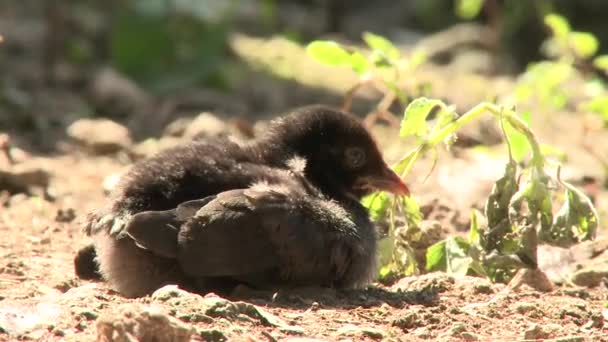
569, 31, 599, 59
362, 32, 400, 61
455, 0, 485, 19
509, 176, 552, 233
545, 182, 599, 247
426, 240, 447, 271
544, 14, 570, 38
593, 55, 608, 71
400, 98, 445, 138
306, 41, 352, 66
485, 160, 518, 229
508, 176, 551, 267
503, 111, 532, 162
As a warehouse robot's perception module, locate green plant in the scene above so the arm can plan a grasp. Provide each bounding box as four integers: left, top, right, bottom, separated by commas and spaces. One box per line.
306, 32, 427, 125
516, 13, 608, 125
306, 30, 599, 285
111, 1, 231, 93
372, 98, 598, 283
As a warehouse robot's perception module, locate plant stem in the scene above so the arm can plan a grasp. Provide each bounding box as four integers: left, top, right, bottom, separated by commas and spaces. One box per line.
427, 103, 490, 146
394, 102, 545, 177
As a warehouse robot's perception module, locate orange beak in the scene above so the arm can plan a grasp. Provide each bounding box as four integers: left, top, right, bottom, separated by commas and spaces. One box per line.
365, 165, 410, 196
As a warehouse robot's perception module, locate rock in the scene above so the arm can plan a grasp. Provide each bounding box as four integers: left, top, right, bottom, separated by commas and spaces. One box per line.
131, 137, 183, 159
582, 313, 604, 329
96, 304, 193, 342
507, 268, 554, 292
151, 285, 194, 302
0, 167, 50, 195
151, 286, 299, 331
67, 118, 132, 154
515, 302, 537, 315
450, 323, 467, 335
102, 172, 124, 195
392, 311, 420, 330
55, 208, 76, 223
197, 328, 228, 342
0, 301, 63, 337
411, 220, 444, 249
392, 273, 455, 293
472, 281, 494, 295
571, 267, 608, 288
164, 112, 254, 145
336, 324, 384, 340
165, 112, 227, 140
89, 67, 150, 118
461, 332, 480, 341
60, 283, 101, 301
523, 324, 549, 340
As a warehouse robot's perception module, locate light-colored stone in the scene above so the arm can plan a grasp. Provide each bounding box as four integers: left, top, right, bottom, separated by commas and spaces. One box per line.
96, 303, 193, 342
67, 118, 132, 154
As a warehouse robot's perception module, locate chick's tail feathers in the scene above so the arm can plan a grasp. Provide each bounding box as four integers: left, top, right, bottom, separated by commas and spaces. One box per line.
74, 244, 102, 280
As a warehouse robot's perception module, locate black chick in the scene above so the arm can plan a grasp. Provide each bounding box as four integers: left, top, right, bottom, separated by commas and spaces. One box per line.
124, 168, 379, 290
75, 105, 409, 297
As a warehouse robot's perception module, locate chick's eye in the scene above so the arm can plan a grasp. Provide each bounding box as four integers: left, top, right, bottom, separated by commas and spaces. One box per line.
344, 147, 366, 169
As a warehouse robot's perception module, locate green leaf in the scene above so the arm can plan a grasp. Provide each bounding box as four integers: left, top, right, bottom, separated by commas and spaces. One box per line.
384, 80, 408, 107
402, 196, 423, 227
569, 32, 599, 59
392, 147, 423, 177
400, 98, 445, 138
361, 191, 391, 221
455, 0, 485, 20
593, 55, 608, 71
426, 237, 472, 276
582, 95, 608, 123
432, 106, 458, 148
111, 14, 227, 92
409, 49, 428, 69
516, 61, 573, 110
426, 240, 447, 271
349, 51, 370, 76
377, 235, 395, 269
469, 209, 482, 245
503, 111, 532, 162
508, 175, 552, 267
362, 32, 400, 61
445, 237, 472, 276
540, 144, 568, 162
545, 181, 599, 247
306, 41, 352, 66
544, 14, 571, 38
484, 160, 519, 230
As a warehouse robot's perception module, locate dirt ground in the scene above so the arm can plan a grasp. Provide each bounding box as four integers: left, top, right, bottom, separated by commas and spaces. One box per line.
1, 3, 608, 339
1, 117, 607, 342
